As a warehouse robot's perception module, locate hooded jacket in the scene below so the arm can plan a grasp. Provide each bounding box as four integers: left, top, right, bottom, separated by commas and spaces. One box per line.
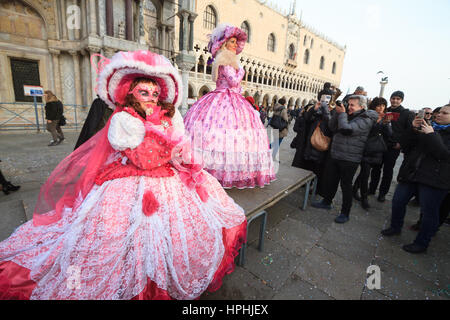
328, 109, 378, 163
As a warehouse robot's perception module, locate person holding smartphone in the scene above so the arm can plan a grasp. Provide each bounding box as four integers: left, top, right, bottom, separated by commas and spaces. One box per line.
381, 104, 450, 253
371, 91, 415, 202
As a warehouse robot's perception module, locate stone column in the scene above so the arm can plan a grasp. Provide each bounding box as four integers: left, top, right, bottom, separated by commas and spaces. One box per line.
69, 50, 82, 105
49, 49, 62, 99
125, 0, 133, 41
106, 0, 114, 36
160, 25, 167, 54
379, 79, 388, 98
188, 15, 195, 52
176, 58, 196, 116
80, 0, 88, 38
88, 0, 98, 36
81, 49, 92, 104
61, 0, 68, 39
98, 0, 106, 37
88, 46, 101, 102
72, 0, 81, 40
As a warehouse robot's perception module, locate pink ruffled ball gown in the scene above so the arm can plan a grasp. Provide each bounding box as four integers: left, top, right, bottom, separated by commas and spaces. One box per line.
184, 65, 276, 189
0, 107, 246, 300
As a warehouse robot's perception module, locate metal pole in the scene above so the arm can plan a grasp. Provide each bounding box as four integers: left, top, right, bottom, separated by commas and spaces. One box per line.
33, 96, 40, 132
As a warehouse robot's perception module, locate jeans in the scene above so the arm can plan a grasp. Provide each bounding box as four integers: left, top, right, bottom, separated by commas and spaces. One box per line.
323, 158, 360, 216
378, 148, 400, 196
271, 137, 284, 158
390, 182, 448, 248
354, 161, 372, 199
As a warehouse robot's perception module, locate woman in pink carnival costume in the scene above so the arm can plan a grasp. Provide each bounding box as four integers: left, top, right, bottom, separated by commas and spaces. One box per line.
0, 50, 247, 300
183, 24, 276, 189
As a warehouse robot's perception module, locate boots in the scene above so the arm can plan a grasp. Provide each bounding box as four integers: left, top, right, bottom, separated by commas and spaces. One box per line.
1, 181, 20, 195
361, 197, 370, 210
352, 184, 361, 201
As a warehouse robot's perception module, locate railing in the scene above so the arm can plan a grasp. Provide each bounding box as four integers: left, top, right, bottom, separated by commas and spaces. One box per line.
0, 102, 90, 131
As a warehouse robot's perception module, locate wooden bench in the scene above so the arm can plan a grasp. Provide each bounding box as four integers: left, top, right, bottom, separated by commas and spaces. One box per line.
225, 165, 317, 266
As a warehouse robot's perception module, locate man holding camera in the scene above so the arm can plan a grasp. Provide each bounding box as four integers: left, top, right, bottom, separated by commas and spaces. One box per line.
312, 95, 378, 224
373, 91, 415, 202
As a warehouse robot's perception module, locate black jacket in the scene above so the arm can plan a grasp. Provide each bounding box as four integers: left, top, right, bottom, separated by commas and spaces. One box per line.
74, 97, 112, 150
397, 127, 450, 190
45, 101, 64, 121
292, 102, 331, 168
362, 121, 392, 165
386, 105, 415, 148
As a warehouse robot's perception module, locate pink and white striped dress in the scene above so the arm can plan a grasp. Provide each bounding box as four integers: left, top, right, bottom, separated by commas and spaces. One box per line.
184, 65, 276, 189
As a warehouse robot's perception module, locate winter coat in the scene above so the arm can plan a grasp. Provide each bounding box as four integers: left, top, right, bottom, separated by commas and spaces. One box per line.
273, 105, 289, 138
386, 105, 415, 148
397, 126, 450, 191
45, 101, 64, 121
362, 121, 393, 165
292, 102, 331, 168
74, 97, 112, 150
328, 109, 378, 163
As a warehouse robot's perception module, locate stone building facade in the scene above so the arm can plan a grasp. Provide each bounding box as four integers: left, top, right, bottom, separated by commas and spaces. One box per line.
0, 0, 177, 107
178, 0, 346, 108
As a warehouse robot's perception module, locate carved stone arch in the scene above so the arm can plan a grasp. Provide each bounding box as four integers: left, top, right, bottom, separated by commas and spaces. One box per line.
23, 0, 57, 39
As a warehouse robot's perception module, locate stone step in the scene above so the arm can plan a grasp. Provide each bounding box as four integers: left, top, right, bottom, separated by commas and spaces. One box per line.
0, 198, 28, 242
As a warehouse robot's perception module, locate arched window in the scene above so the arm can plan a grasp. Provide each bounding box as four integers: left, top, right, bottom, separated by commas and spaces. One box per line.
241, 21, 250, 43
267, 33, 276, 52
332, 62, 337, 74
304, 49, 310, 64
303, 35, 307, 46
310, 38, 314, 49
203, 6, 217, 30
288, 44, 296, 60
320, 56, 325, 70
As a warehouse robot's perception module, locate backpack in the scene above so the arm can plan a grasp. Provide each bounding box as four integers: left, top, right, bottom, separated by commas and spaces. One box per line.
269, 107, 288, 130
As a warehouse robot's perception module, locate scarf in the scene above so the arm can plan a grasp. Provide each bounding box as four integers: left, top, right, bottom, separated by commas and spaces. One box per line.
431, 122, 450, 131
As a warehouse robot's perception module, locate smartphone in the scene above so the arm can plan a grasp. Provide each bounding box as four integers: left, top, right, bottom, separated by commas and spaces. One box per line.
417, 110, 425, 119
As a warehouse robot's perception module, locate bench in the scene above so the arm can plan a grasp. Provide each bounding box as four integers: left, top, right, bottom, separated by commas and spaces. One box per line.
225, 165, 317, 266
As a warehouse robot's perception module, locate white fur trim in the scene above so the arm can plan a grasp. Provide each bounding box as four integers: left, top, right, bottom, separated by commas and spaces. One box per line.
172, 108, 185, 135
97, 58, 182, 110
108, 111, 145, 151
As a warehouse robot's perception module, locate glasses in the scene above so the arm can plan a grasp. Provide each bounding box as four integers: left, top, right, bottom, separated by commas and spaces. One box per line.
425, 113, 432, 115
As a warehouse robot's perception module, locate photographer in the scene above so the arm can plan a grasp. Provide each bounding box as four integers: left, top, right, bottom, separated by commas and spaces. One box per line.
381, 104, 450, 254
291, 101, 331, 197
312, 95, 378, 224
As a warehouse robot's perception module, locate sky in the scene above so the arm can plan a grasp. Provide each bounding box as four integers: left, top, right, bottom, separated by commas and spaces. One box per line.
276, 0, 450, 110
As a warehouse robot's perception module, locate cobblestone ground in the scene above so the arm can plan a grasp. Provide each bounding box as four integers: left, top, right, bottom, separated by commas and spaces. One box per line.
0, 127, 449, 300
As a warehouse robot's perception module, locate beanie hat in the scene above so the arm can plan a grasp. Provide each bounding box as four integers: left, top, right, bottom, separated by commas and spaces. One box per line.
391, 91, 404, 100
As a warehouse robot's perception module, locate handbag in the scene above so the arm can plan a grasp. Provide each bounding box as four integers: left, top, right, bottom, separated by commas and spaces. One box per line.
290, 136, 298, 149
310, 121, 330, 152
59, 115, 67, 126
364, 133, 387, 155
269, 108, 288, 130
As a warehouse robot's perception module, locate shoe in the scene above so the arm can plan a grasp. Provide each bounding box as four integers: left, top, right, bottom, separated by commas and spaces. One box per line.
334, 214, 350, 224
1, 185, 9, 195
381, 227, 401, 237
409, 223, 421, 232
377, 194, 386, 202
312, 200, 332, 210
361, 198, 370, 210
48, 141, 59, 146
353, 186, 361, 201
58, 137, 65, 144
5, 182, 20, 192
402, 243, 427, 254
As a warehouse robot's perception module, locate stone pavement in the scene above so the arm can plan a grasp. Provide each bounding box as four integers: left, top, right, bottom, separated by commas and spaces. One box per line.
0, 127, 449, 300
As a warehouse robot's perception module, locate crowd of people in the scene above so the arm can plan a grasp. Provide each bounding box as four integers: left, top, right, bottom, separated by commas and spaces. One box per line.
265, 83, 449, 254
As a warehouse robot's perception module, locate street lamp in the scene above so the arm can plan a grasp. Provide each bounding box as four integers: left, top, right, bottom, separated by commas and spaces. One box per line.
377, 71, 388, 98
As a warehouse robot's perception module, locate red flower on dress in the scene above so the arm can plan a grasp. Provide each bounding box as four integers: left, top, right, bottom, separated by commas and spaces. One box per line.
142, 191, 160, 217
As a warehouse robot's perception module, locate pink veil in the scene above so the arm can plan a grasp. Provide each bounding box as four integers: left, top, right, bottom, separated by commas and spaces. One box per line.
32, 107, 122, 226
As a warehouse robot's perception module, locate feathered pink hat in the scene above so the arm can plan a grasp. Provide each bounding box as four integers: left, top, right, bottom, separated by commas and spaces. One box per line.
208, 24, 247, 58
93, 50, 182, 110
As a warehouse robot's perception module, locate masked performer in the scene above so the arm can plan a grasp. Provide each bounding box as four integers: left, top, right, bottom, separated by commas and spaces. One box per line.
0, 50, 246, 300
183, 24, 276, 189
